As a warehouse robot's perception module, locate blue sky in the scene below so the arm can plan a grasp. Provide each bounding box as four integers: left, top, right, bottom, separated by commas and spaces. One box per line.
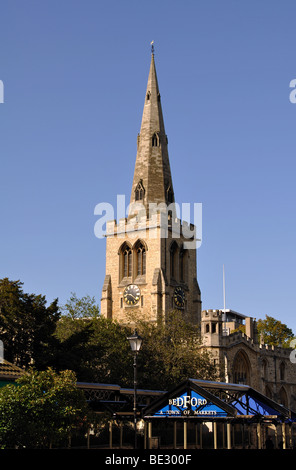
0, 0, 295, 332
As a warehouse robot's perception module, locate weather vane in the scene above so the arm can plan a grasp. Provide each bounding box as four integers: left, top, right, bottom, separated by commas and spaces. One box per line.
151, 40, 154, 54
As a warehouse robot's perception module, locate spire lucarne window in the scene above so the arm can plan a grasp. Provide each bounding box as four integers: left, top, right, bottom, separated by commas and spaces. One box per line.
167, 185, 174, 204
135, 180, 145, 201
152, 132, 159, 147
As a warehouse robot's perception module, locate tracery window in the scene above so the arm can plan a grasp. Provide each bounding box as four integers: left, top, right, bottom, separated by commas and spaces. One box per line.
136, 242, 146, 276
135, 180, 145, 201
233, 350, 251, 385
124, 247, 132, 278
119, 240, 147, 282
170, 241, 178, 280
119, 243, 132, 280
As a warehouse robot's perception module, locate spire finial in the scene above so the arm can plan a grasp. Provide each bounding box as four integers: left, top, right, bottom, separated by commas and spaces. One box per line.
151, 40, 154, 55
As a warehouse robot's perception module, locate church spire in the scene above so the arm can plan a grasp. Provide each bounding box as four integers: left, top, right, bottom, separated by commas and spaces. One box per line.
129, 47, 175, 216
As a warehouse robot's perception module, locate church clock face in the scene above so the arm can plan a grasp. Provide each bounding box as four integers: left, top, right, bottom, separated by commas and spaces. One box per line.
174, 287, 185, 308
123, 284, 141, 306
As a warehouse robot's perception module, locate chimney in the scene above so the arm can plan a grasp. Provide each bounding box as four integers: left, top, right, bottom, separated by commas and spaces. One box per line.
245, 317, 253, 339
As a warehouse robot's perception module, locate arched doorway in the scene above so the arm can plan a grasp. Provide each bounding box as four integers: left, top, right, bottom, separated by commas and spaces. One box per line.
279, 386, 288, 408
265, 384, 273, 400
232, 350, 251, 385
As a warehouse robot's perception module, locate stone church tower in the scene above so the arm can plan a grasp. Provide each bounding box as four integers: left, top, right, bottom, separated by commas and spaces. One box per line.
101, 50, 201, 325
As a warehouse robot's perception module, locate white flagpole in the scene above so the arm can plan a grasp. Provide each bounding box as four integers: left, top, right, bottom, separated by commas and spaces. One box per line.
223, 264, 226, 315
223, 264, 229, 382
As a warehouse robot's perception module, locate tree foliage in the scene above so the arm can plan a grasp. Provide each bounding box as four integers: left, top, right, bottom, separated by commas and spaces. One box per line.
10, 282, 296, 395
54, 315, 133, 385
54, 297, 219, 390
257, 315, 294, 347
61, 292, 100, 320
0, 368, 91, 448
54, 294, 133, 384
0, 278, 60, 368
130, 310, 219, 390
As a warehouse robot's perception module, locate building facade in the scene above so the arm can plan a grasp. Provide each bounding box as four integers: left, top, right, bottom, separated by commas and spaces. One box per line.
201, 308, 296, 410
101, 49, 296, 411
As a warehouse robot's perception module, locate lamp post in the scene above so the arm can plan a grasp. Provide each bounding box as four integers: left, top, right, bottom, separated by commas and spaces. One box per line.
127, 329, 143, 449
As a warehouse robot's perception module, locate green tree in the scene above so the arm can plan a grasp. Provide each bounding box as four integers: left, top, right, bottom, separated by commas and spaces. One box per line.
0, 278, 60, 368
62, 292, 100, 320
54, 294, 132, 384
54, 316, 133, 384
257, 315, 294, 347
54, 296, 219, 390
133, 310, 219, 390
0, 368, 91, 449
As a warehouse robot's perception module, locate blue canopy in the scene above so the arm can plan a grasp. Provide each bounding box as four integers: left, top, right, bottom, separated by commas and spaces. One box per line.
143, 378, 296, 423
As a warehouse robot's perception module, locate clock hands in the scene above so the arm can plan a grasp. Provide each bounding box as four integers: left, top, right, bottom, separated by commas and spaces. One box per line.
123, 285, 141, 305
126, 293, 137, 300
174, 287, 185, 308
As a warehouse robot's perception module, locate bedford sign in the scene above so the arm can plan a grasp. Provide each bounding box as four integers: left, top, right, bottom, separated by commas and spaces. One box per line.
169, 396, 207, 408
168, 396, 216, 416
153, 391, 229, 418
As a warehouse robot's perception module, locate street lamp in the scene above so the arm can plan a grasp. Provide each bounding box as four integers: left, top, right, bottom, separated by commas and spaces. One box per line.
127, 329, 143, 449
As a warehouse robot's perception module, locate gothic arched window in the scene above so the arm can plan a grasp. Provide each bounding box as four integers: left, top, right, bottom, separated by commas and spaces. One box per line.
179, 246, 187, 282
135, 241, 146, 276
262, 359, 268, 379
166, 185, 174, 204
119, 242, 132, 280
280, 362, 286, 381
170, 241, 179, 280
124, 248, 132, 278
152, 133, 159, 147
279, 387, 288, 407
233, 350, 251, 385
265, 385, 273, 399
135, 180, 145, 201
